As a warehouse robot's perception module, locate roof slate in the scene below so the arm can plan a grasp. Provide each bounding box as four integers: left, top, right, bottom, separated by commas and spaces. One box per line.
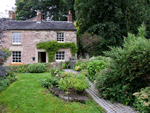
7, 20, 77, 31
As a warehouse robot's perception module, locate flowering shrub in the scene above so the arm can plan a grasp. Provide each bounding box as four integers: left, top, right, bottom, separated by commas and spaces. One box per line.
133, 87, 150, 113
75, 66, 81, 71
74, 61, 89, 71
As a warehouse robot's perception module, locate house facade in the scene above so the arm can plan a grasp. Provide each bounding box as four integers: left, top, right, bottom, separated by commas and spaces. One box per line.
1, 11, 77, 66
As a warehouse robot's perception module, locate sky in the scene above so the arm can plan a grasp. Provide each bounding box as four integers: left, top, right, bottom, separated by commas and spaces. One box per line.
0, 0, 16, 18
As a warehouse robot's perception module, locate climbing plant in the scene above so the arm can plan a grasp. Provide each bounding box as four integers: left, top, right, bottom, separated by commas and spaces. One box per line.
36, 41, 78, 62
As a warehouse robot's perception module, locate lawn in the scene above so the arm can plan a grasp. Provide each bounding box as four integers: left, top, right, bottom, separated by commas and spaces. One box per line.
0, 73, 103, 113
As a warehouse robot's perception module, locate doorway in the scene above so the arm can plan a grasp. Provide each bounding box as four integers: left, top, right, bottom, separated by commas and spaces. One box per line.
38, 52, 46, 63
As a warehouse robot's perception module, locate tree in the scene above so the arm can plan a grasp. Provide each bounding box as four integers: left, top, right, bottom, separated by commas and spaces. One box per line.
15, 0, 70, 21
75, 0, 150, 56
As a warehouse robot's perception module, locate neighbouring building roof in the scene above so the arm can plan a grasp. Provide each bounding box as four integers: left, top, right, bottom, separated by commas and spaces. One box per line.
7, 20, 77, 31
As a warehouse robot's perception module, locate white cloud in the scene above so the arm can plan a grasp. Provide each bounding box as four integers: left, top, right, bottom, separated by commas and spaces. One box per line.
0, 0, 16, 18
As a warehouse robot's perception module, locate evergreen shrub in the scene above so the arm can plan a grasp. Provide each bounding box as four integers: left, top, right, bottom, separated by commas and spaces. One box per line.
27, 63, 46, 73
96, 24, 150, 106
87, 60, 106, 82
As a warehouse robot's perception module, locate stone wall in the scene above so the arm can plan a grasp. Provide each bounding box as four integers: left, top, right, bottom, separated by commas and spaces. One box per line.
2, 30, 77, 66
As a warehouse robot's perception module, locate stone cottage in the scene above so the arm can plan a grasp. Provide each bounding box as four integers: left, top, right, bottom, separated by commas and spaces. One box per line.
1, 11, 77, 66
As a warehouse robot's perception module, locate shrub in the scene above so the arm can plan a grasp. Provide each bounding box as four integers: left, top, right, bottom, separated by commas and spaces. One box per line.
81, 69, 88, 76
50, 67, 61, 77
5, 64, 29, 73
0, 79, 10, 92
0, 72, 17, 92
74, 61, 89, 71
87, 60, 106, 82
58, 72, 89, 92
41, 76, 59, 88
96, 24, 150, 105
133, 87, 150, 113
27, 63, 45, 73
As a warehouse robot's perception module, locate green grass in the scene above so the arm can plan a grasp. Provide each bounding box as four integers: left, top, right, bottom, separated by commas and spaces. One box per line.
0, 73, 103, 113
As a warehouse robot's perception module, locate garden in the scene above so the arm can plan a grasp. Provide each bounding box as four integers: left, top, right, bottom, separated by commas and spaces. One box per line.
0, 25, 150, 113
74, 24, 150, 113
0, 50, 103, 112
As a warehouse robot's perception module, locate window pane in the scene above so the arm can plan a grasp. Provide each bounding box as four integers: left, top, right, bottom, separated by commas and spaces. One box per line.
12, 51, 21, 62
13, 33, 21, 44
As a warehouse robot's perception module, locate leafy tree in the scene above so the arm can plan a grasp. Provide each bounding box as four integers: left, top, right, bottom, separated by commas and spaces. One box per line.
75, 0, 150, 56
15, 0, 70, 21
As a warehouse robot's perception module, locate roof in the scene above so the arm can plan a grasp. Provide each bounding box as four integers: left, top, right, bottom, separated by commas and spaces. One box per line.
7, 20, 77, 31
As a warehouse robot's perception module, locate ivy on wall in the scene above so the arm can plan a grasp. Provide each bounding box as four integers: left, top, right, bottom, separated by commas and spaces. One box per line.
36, 41, 78, 62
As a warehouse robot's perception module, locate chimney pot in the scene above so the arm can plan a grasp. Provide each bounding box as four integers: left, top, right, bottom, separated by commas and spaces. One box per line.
37, 11, 42, 23
68, 10, 72, 22
9, 11, 15, 20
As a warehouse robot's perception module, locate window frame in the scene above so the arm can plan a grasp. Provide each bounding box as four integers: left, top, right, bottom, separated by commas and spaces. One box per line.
55, 51, 65, 61
12, 32, 21, 44
12, 51, 21, 63
57, 32, 65, 42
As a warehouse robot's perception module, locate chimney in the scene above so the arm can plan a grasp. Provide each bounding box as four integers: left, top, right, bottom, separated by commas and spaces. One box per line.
9, 11, 15, 20
68, 10, 72, 22
37, 11, 41, 23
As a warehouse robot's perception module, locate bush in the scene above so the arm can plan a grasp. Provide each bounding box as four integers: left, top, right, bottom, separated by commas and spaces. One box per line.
50, 67, 61, 77
133, 87, 150, 113
27, 63, 45, 73
5, 64, 29, 73
96, 24, 150, 105
87, 60, 106, 82
74, 61, 89, 71
93, 56, 112, 65
58, 72, 89, 92
81, 69, 88, 76
0, 72, 17, 92
0, 79, 10, 92
41, 76, 59, 88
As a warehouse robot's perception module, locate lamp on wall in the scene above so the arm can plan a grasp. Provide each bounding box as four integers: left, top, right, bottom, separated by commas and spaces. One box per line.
32, 57, 35, 61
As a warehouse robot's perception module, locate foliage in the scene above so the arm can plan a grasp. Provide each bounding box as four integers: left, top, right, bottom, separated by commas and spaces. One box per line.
96, 24, 150, 105
93, 56, 112, 65
87, 60, 107, 82
15, 0, 70, 21
36, 41, 78, 62
50, 67, 61, 77
27, 63, 46, 73
41, 76, 59, 88
80, 69, 88, 76
133, 87, 150, 113
58, 72, 89, 92
0, 48, 11, 77
0, 72, 17, 92
5, 64, 29, 73
74, 0, 150, 56
74, 60, 89, 71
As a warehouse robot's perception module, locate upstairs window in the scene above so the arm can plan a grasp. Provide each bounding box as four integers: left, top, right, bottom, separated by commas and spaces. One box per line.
55, 51, 65, 61
57, 33, 64, 42
12, 51, 21, 63
12, 33, 21, 44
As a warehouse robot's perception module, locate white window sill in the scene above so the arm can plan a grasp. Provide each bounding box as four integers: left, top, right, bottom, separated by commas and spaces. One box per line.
55, 60, 65, 62
12, 43, 21, 44
57, 41, 65, 43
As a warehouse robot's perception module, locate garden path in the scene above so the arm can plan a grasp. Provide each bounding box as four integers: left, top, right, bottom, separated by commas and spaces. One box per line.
63, 69, 139, 113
